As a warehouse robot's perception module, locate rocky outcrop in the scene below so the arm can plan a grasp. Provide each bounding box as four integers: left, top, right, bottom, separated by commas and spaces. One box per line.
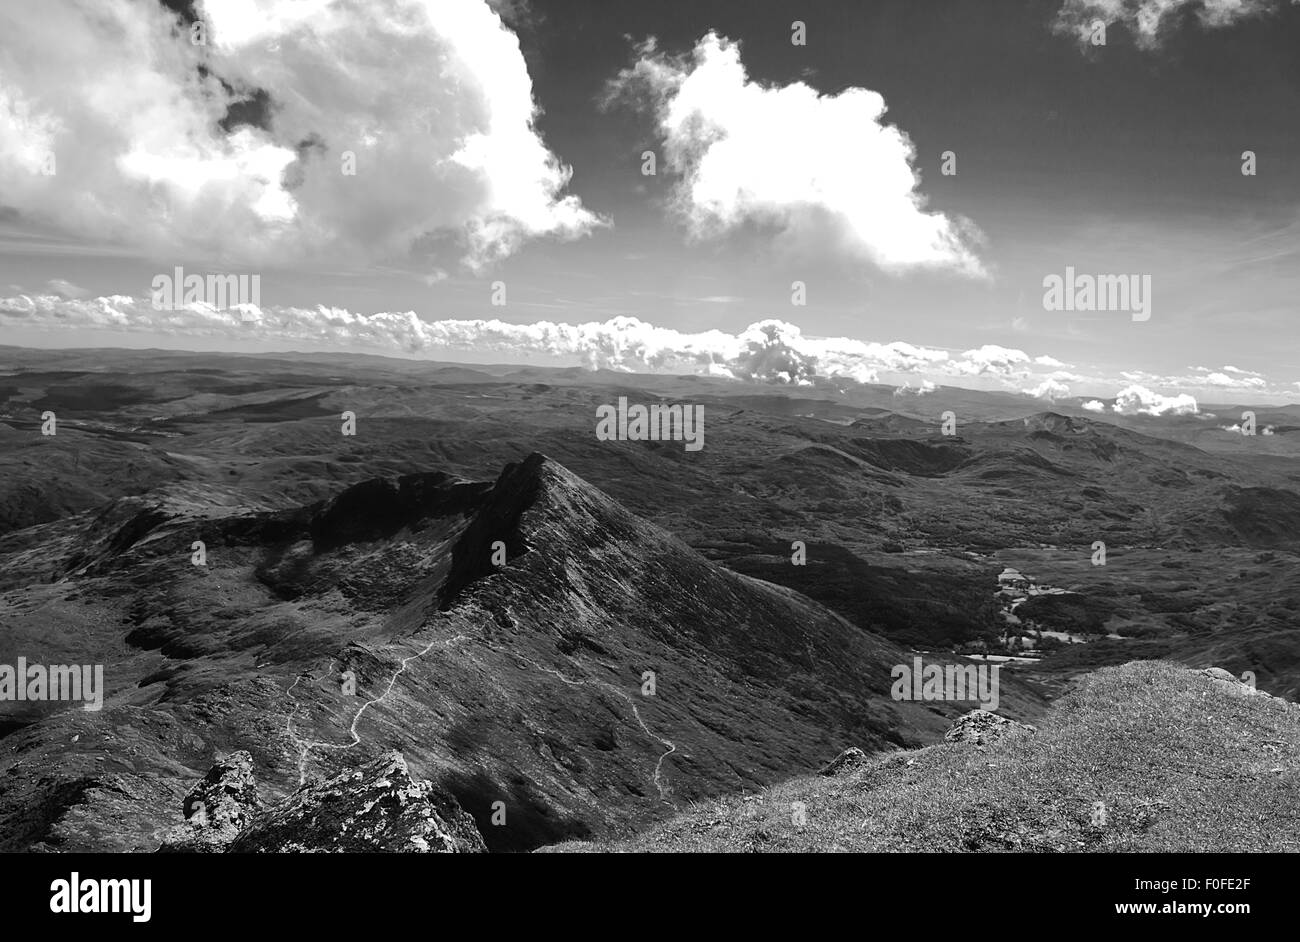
944, 710, 1036, 747
229, 752, 485, 853
819, 747, 870, 776
157, 751, 261, 853
158, 751, 485, 853
437, 454, 544, 611
1199, 667, 1288, 703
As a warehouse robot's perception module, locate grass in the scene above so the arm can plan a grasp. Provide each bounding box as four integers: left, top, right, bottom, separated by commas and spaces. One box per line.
551, 661, 1300, 852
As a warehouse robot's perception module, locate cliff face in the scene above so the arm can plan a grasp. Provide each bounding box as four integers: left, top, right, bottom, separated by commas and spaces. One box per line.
3, 454, 1023, 853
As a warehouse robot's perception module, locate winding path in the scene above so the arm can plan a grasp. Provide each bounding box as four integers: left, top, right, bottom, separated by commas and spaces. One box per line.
283, 632, 466, 784
283, 625, 679, 805
488, 644, 678, 807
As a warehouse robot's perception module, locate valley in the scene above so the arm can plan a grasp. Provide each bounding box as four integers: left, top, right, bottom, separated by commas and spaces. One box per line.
0, 346, 1297, 851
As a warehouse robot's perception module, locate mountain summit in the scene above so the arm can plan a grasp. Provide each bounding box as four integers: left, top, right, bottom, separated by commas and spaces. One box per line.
1, 454, 1019, 852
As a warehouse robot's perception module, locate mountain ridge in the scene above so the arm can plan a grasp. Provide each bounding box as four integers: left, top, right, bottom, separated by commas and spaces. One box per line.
0, 453, 1038, 852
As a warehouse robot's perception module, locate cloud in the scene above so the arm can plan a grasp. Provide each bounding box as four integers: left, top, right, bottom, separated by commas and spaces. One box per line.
1029, 378, 1071, 400
954, 344, 1031, 376
1054, 0, 1298, 49
17, 288, 1297, 401
26, 290, 1275, 404
1034, 354, 1068, 368
1081, 399, 1107, 412
724, 320, 819, 385
0, 292, 1071, 390
603, 31, 986, 277
894, 379, 938, 396
1187, 365, 1268, 389
0, 0, 600, 270
1112, 384, 1199, 415
1115, 365, 1280, 398
1201, 372, 1267, 388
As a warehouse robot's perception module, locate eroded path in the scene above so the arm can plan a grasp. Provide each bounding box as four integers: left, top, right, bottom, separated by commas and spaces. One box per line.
482, 641, 679, 808
282, 624, 678, 805
283, 632, 467, 784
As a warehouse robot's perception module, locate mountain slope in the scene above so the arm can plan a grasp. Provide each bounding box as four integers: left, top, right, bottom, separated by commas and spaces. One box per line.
0, 454, 1041, 852
547, 662, 1300, 852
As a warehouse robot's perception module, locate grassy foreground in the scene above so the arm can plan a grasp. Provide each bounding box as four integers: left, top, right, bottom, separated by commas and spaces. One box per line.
548, 661, 1300, 852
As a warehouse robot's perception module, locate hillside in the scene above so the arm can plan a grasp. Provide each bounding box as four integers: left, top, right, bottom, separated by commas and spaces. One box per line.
546, 662, 1300, 852
3, 349, 1299, 854
7, 351, 1300, 700
0, 453, 1041, 852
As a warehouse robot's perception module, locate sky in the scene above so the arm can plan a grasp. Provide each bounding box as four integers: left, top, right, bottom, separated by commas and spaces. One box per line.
1, 0, 1299, 412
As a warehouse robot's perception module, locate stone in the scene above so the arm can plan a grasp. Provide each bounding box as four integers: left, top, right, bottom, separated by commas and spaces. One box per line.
228, 751, 485, 853
819, 747, 870, 776
945, 709, 1036, 747
157, 750, 261, 853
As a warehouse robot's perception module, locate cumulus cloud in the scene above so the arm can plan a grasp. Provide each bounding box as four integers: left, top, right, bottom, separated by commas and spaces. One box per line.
14, 288, 1292, 402
603, 32, 986, 277
894, 379, 938, 397
1, 291, 1080, 391
721, 320, 817, 385
954, 345, 1031, 376
1029, 378, 1071, 400
1054, 0, 1298, 49
0, 0, 600, 269
1112, 384, 1199, 416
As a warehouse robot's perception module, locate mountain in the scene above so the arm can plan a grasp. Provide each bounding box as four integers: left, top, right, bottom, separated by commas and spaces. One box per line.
3, 347, 1299, 853
0, 452, 1040, 852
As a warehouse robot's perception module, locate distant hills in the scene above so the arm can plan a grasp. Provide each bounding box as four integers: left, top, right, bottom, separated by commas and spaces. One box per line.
1, 346, 1296, 852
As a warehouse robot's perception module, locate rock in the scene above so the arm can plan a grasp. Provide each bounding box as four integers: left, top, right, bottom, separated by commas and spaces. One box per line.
945, 710, 1036, 747
157, 750, 262, 853
228, 752, 485, 853
819, 747, 870, 776
1198, 667, 1283, 702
